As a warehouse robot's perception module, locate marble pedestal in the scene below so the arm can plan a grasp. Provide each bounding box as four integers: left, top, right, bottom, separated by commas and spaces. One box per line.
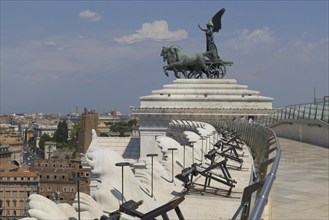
132, 79, 275, 157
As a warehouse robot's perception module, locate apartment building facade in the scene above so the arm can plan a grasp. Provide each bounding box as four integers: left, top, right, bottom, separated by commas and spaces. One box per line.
0, 161, 39, 220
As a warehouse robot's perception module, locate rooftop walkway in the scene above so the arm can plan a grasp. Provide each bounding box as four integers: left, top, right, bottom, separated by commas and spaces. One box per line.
266, 138, 328, 220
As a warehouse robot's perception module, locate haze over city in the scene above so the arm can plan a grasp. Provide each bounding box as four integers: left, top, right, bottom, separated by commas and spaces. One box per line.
1, 1, 328, 114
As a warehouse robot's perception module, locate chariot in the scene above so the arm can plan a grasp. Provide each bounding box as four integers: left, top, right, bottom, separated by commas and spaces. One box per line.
204, 58, 233, 79
161, 8, 233, 79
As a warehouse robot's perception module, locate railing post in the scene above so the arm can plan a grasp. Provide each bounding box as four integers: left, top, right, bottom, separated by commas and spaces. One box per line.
168, 148, 178, 183
115, 162, 130, 203
146, 153, 158, 198
189, 141, 196, 164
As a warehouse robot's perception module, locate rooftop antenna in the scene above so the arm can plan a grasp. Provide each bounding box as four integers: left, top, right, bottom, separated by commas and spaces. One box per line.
313, 87, 316, 104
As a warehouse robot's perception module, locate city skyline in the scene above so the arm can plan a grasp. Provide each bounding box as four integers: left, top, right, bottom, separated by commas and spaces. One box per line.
1, 1, 328, 114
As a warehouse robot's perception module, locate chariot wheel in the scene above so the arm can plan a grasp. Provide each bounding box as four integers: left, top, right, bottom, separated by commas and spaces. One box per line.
218, 65, 226, 79
208, 63, 220, 78
207, 63, 227, 79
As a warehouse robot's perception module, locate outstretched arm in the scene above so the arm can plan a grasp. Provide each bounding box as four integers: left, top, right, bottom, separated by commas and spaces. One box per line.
198, 24, 207, 32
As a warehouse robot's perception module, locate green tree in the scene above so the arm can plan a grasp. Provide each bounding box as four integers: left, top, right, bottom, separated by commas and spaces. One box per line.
128, 118, 138, 127
54, 120, 68, 143
110, 121, 129, 136
38, 133, 52, 151
100, 132, 109, 137
27, 137, 35, 148
69, 122, 81, 146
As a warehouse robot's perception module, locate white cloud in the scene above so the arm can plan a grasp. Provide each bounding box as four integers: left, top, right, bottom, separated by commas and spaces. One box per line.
115, 20, 188, 44
224, 27, 276, 54
273, 38, 329, 63
79, 10, 101, 22
43, 41, 57, 47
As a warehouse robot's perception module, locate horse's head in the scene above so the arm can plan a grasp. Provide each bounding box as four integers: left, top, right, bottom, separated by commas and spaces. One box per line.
161, 47, 169, 62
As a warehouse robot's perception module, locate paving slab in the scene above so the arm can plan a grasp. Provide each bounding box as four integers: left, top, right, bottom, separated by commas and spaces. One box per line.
266, 138, 329, 220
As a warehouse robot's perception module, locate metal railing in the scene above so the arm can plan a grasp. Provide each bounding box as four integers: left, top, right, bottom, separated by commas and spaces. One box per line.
258, 96, 329, 126
167, 119, 281, 219
210, 121, 280, 220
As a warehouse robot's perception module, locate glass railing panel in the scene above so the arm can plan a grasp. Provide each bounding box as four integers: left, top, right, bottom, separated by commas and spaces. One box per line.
293, 105, 300, 119
257, 96, 328, 125
309, 104, 317, 119
322, 101, 329, 123
283, 108, 289, 119
316, 103, 323, 120
304, 104, 311, 119
286, 106, 292, 119
298, 105, 305, 118
290, 105, 297, 119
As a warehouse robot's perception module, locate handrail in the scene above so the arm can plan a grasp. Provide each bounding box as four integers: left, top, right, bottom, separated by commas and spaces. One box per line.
210, 121, 280, 220
167, 119, 281, 220
248, 131, 280, 220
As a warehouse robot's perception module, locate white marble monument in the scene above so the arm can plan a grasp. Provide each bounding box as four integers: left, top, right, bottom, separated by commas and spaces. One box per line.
132, 78, 275, 157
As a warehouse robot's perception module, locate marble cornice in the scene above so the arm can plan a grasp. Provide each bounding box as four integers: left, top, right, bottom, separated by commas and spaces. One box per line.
132, 107, 277, 115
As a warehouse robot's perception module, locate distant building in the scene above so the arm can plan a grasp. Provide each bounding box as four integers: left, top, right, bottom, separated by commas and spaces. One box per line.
0, 133, 24, 164
77, 108, 99, 154
0, 145, 12, 160
30, 159, 90, 205
98, 122, 110, 135
0, 159, 40, 219
44, 142, 57, 159
33, 124, 58, 139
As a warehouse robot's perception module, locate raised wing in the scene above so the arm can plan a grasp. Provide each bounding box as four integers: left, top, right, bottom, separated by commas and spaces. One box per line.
212, 8, 225, 32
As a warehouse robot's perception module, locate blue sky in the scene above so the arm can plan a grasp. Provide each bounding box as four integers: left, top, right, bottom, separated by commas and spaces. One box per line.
1, 0, 328, 114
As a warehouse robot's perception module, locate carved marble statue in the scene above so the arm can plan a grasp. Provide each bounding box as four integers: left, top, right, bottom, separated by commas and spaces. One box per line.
22, 121, 219, 220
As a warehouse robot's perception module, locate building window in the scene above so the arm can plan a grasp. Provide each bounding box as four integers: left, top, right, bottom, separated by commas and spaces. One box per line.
13, 200, 17, 207
20, 200, 24, 208
13, 191, 17, 198
40, 175, 42, 179
0, 192, 2, 197
19, 191, 24, 198
54, 175, 57, 179
6, 200, 10, 207
5, 191, 10, 198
